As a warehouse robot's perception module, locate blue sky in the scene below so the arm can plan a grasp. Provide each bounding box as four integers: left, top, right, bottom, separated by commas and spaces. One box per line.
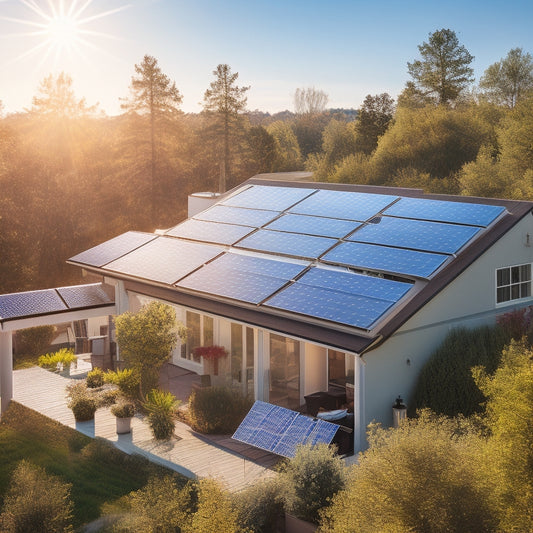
1, 0, 533, 115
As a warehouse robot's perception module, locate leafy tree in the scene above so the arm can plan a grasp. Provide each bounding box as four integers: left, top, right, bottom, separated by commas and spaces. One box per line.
327, 152, 374, 185
203, 64, 249, 192
114, 301, 184, 397
267, 120, 302, 170
121, 55, 183, 226
407, 29, 474, 104
244, 125, 276, 175
355, 93, 395, 154
473, 339, 533, 532
480, 48, 533, 108
320, 412, 496, 533
294, 87, 329, 115
0, 460, 74, 533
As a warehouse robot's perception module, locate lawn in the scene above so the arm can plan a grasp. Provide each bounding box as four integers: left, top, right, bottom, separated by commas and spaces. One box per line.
0, 401, 186, 528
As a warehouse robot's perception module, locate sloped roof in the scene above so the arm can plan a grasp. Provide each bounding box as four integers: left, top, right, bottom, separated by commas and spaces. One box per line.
67, 179, 533, 354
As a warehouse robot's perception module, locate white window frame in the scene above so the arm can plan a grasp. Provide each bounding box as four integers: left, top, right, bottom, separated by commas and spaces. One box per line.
495, 263, 532, 305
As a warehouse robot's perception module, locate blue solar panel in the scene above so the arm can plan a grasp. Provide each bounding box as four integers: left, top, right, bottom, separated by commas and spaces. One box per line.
299, 268, 412, 302
194, 205, 279, 227
348, 217, 480, 254
69, 232, 157, 267
383, 197, 506, 227
323, 242, 448, 279
105, 237, 223, 284
290, 190, 398, 221
222, 185, 316, 211
56, 284, 113, 309
236, 229, 337, 259
166, 219, 253, 245
265, 283, 395, 329
232, 401, 339, 458
0, 289, 67, 320
265, 213, 361, 238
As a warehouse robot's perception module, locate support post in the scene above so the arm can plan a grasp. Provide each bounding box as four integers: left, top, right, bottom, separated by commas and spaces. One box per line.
0, 330, 13, 415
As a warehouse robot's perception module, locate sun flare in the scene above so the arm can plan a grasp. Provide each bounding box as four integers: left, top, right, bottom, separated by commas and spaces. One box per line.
47, 13, 80, 48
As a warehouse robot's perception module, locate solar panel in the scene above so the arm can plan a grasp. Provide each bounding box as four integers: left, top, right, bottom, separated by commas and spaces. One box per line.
323, 242, 448, 279
265, 213, 361, 238
265, 282, 395, 329
105, 237, 223, 284
383, 197, 506, 227
289, 190, 398, 221
0, 289, 66, 320
222, 185, 316, 211
348, 217, 480, 254
232, 401, 339, 458
194, 205, 279, 227
166, 219, 253, 245
69, 232, 157, 267
298, 268, 412, 302
56, 284, 113, 309
236, 229, 337, 259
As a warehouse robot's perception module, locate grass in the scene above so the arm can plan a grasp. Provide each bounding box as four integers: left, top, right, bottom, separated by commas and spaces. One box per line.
0, 402, 187, 529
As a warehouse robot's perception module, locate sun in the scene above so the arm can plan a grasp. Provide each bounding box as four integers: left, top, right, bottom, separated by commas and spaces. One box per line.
46, 12, 81, 49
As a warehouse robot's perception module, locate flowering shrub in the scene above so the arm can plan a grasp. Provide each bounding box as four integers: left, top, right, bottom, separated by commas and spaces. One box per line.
192, 345, 228, 360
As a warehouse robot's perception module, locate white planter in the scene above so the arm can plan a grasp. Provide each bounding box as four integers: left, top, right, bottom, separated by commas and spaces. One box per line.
116, 417, 132, 434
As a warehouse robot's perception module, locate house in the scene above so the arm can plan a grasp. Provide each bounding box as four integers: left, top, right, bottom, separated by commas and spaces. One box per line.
7, 177, 533, 453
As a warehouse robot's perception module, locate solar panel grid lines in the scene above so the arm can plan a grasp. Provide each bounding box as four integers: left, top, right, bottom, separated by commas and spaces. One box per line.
194, 204, 281, 227
165, 218, 254, 245
0, 289, 67, 320
221, 184, 317, 211
56, 284, 113, 309
264, 213, 362, 239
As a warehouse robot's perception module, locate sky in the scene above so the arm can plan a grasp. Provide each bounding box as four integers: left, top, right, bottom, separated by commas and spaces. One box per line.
1, 0, 533, 116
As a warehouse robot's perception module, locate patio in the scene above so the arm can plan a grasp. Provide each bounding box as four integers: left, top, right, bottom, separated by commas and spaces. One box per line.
13, 363, 278, 492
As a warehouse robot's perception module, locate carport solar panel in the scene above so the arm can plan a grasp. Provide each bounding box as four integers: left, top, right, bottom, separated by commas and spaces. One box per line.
348, 217, 480, 254
222, 185, 316, 211
194, 205, 279, 227
265, 213, 361, 238
383, 197, 505, 227
323, 242, 448, 279
0, 289, 67, 320
166, 219, 253, 245
56, 284, 113, 309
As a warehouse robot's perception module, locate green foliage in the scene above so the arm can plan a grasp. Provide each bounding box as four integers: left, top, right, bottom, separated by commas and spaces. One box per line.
111, 402, 135, 418
411, 325, 513, 417
473, 339, 533, 532
15, 325, 56, 357
233, 477, 285, 533
279, 444, 346, 525
355, 93, 395, 154
86, 367, 105, 388
68, 396, 97, 422
319, 411, 496, 533
0, 460, 74, 533
38, 348, 77, 373
267, 120, 302, 171
188, 387, 253, 434
143, 389, 179, 440
104, 368, 141, 400
114, 301, 181, 397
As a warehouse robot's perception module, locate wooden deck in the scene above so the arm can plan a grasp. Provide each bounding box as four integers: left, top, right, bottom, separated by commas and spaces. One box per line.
13, 366, 278, 492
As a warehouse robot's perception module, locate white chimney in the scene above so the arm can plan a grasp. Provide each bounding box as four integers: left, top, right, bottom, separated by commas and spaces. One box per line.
188, 192, 221, 218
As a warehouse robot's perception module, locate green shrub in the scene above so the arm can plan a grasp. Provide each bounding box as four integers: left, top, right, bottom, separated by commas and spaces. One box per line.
86, 368, 105, 388
15, 325, 56, 357
104, 368, 141, 400
66, 382, 97, 421
0, 460, 73, 533
279, 443, 346, 524
188, 387, 253, 434
143, 389, 179, 440
111, 402, 135, 418
96, 388, 120, 407
411, 324, 512, 417
38, 348, 76, 373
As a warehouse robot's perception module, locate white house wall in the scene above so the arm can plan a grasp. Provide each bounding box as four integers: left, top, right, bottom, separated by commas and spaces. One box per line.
302, 343, 328, 396
363, 214, 533, 433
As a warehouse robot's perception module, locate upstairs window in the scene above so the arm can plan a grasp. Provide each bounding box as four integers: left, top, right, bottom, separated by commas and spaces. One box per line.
496, 264, 531, 304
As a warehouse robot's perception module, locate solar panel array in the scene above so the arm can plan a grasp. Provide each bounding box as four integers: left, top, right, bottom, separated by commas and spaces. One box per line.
69, 183, 507, 332
232, 401, 339, 458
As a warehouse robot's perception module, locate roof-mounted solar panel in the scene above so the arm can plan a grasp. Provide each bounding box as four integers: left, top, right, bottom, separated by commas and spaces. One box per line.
265, 213, 361, 239
194, 205, 279, 227
383, 197, 506, 227
222, 185, 316, 211
166, 219, 253, 245
348, 216, 480, 254
323, 241, 448, 279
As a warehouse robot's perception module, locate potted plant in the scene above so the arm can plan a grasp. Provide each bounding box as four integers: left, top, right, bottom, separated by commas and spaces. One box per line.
192, 345, 228, 375
111, 401, 135, 434
66, 382, 97, 421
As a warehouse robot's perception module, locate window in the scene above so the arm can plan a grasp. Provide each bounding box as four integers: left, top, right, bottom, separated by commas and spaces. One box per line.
496, 264, 531, 304
181, 312, 214, 363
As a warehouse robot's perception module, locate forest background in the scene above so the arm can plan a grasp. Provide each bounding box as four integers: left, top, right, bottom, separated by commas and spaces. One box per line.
1, 30, 533, 294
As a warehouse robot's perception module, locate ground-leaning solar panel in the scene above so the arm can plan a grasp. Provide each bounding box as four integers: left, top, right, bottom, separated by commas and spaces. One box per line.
222, 185, 316, 211
236, 229, 337, 259
323, 241, 448, 279
232, 401, 339, 458
166, 218, 254, 245
194, 205, 280, 227
265, 213, 361, 238
290, 189, 398, 221
69, 231, 157, 268
105, 237, 223, 285
383, 197, 506, 227
348, 216, 480, 254
0, 289, 67, 320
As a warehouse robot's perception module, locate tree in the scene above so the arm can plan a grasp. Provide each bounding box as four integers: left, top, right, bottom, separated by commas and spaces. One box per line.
480, 48, 533, 108
121, 55, 183, 226
407, 29, 474, 104
294, 87, 329, 115
203, 64, 249, 192
267, 120, 302, 171
355, 93, 395, 154
244, 125, 276, 175
114, 301, 184, 397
